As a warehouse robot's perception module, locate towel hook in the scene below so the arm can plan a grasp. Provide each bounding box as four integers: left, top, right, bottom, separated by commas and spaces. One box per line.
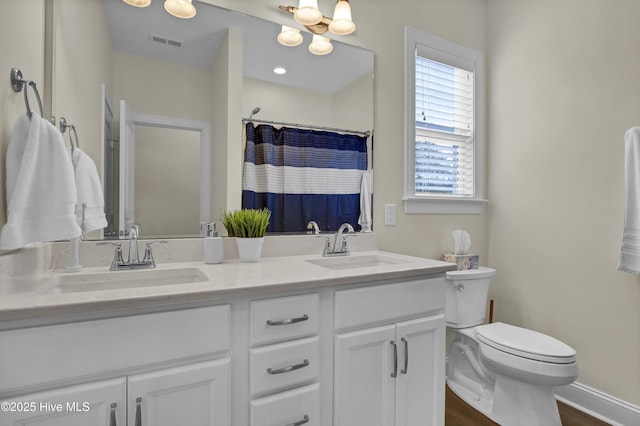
10, 67, 44, 119
60, 116, 80, 152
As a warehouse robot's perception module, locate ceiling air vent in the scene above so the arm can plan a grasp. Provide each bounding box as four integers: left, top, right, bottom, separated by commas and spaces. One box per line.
149, 34, 183, 48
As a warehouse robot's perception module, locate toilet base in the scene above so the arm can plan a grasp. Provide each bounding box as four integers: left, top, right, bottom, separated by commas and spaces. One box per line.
447, 330, 568, 426
492, 374, 562, 426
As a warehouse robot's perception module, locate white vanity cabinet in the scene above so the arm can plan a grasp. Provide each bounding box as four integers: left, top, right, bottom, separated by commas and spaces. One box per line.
333, 277, 446, 426
0, 305, 231, 426
1, 360, 230, 426
248, 293, 321, 426
127, 359, 230, 426
0, 378, 126, 426
0, 257, 450, 426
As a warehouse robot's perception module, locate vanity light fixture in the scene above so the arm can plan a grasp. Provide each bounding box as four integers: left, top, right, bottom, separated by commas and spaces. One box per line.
278, 1, 355, 55
279, 0, 355, 36
164, 0, 196, 19
122, 0, 151, 6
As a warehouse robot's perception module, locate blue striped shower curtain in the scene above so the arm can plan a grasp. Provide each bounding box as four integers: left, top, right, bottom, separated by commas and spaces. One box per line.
242, 124, 368, 233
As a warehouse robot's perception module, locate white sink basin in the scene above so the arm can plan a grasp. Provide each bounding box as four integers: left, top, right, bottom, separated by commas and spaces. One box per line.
45, 267, 208, 294
305, 254, 410, 270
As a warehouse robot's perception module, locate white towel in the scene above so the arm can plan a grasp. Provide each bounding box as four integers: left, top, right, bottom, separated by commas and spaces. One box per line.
358, 169, 374, 232
0, 113, 82, 250
72, 148, 107, 234
618, 127, 640, 274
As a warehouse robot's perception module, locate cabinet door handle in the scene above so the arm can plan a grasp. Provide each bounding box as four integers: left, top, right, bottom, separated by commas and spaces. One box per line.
109, 402, 117, 426
284, 414, 310, 426
401, 337, 409, 374
390, 340, 398, 378
135, 397, 142, 426
267, 359, 309, 375
266, 314, 309, 326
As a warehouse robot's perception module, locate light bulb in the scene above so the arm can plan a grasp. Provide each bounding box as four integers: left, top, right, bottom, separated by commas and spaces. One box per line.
122, 0, 151, 7
294, 0, 322, 26
164, 0, 196, 19
309, 35, 333, 55
277, 26, 303, 47
329, 0, 355, 35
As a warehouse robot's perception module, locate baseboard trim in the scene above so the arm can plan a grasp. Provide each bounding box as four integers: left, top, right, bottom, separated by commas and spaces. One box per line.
555, 382, 640, 426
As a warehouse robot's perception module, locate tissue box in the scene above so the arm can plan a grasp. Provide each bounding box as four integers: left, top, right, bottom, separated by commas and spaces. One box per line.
442, 253, 479, 270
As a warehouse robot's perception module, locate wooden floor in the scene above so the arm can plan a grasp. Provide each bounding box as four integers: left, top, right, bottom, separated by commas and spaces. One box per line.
445, 385, 611, 426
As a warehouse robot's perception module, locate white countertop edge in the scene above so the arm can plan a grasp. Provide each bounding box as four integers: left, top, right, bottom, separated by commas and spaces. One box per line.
0, 250, 456, 324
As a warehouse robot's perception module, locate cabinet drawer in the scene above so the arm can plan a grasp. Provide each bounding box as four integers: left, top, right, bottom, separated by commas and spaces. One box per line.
250, 336, 319, 397
334, 277, 445, 330
251, 293, 319, 346
250, 383, 320, 426
0, 305, 230, 394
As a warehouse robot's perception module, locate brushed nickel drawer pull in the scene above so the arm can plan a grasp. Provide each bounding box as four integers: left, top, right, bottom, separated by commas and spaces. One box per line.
284, 414, 310, 426
266, 314, 309, 326
110, 403, 117, 426
401, 337, 409, 374
135, 397, 142, 426
390, 340, 398, 378
267, 359, 310, 375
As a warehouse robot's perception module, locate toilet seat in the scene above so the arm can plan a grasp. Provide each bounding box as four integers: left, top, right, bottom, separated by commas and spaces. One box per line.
475, 322, 576, 364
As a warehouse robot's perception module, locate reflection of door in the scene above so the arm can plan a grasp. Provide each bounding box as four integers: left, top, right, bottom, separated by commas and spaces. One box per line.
117, 101, 211, 239
119, 100, 136, 237
102, 86, 117, 238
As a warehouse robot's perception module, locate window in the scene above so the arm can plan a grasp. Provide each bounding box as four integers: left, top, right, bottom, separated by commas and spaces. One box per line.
404, 27, 485, 214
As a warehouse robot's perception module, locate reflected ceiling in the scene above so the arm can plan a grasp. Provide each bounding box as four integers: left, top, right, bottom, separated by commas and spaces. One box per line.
103, 0, 372, 94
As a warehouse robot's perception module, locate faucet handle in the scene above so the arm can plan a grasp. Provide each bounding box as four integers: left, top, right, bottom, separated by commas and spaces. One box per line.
97, 242, 124, 270
142, 240, 168, 267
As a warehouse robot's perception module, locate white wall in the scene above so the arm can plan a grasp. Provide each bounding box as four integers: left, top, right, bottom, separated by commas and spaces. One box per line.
487, 0, 640, 406
53, 0, 112, 166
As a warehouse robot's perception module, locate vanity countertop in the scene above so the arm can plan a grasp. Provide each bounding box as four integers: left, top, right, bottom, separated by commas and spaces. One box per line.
0, 250, 456, 324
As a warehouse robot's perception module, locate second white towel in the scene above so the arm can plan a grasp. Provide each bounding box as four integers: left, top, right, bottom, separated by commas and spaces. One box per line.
72, 148, 107, 234
618, 127, 640, 274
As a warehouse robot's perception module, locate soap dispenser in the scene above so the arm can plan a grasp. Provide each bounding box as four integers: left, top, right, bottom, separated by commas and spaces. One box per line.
204, 222, 223, 264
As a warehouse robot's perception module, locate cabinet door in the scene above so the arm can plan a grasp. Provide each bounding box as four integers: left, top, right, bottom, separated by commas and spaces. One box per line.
395, 315, 446, 426
0, 378, 125, 426
127, 359, 230, 426
334, 324, 396, 426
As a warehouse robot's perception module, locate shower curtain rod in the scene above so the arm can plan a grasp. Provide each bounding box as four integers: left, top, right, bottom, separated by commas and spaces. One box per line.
242, 118, 371, 137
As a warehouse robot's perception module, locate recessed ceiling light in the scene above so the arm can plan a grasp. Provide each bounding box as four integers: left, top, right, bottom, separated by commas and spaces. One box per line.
274, 67, 287, 75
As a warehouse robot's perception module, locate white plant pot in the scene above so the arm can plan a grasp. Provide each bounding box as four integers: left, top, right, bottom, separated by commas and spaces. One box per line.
235, 237, 264, 262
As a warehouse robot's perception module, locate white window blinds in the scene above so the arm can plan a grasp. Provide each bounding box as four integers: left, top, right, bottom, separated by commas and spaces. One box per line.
415, 56, 474, 196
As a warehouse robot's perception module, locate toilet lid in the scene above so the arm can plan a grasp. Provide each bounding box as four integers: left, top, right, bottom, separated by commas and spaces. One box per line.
475, 322, 577, 364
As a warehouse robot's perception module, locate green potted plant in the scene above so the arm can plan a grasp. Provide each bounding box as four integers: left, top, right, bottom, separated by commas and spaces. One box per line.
222, 208, 271, 262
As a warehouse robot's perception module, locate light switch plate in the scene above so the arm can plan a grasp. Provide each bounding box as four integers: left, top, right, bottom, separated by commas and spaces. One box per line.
384, 204, 397, 226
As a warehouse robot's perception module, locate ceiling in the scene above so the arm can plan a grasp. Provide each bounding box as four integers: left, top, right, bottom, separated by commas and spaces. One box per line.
103, 0, 373, 94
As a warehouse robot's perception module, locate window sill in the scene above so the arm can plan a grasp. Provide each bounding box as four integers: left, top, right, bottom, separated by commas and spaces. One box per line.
403, 196, 487, 215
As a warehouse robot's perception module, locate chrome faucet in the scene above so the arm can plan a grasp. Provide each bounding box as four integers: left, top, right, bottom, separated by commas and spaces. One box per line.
307, 220, 320, 235
321, 223, 355, 256
127, 224, 142, 264
98, 224, 167, 270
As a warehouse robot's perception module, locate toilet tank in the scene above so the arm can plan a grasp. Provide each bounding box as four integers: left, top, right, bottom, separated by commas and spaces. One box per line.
445, 267, 496, 328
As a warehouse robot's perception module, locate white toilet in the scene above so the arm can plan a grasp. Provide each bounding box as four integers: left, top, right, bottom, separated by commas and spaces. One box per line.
445, 267, 578, 426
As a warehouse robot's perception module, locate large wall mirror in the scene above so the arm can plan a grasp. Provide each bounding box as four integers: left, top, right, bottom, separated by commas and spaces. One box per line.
47, 0, 374, 240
